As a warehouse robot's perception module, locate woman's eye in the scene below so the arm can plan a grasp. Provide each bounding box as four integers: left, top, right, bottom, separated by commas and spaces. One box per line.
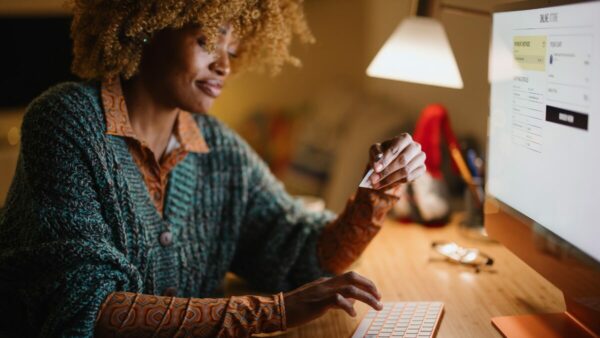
228, 52, 238, 59
197, 37, 206, 47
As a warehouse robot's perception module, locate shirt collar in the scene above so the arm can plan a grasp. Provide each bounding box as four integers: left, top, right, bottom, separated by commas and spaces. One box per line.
101, 77, 209, 154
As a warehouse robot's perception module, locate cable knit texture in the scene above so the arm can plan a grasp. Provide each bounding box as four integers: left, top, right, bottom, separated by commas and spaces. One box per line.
0, 82, 335, 337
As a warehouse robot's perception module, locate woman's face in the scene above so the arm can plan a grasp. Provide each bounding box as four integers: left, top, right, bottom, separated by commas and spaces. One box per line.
138, 24, 238, 113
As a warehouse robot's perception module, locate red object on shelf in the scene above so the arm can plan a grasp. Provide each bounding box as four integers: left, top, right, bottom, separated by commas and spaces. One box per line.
413, 104, 483, 207
412, 104, 461, 179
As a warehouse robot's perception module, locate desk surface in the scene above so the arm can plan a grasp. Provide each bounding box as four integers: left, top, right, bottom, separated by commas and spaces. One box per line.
277, 214, 564, 338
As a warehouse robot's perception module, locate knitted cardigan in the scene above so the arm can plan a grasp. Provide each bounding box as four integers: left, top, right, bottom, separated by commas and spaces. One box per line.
0, 82, 335, 337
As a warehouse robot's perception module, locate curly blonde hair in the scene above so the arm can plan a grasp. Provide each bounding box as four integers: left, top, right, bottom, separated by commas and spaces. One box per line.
68, 0, 314, 79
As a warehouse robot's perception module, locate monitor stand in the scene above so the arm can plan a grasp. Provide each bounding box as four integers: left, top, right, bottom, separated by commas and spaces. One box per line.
492, 312, 596, 338
485, 200, 600, 338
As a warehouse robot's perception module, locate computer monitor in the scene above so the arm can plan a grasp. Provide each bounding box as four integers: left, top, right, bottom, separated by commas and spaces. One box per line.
486, 0, 600, 337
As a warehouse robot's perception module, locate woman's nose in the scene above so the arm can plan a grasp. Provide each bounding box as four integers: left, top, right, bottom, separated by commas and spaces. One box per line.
209, 51, 231, 77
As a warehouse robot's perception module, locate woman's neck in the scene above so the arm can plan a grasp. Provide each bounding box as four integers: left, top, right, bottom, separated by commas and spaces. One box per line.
121, 76, 179, 162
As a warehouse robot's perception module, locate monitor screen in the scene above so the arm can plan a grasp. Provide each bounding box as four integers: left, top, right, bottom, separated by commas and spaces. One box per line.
488, 1, 600, 262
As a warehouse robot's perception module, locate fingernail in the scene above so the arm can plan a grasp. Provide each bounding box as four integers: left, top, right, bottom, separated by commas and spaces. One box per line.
375, 163, 383, 172
377, 302, 383, 310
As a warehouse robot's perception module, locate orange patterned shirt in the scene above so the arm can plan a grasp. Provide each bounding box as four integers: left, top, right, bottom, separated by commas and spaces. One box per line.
101, 78, 209, 215
96, 291, 286, 337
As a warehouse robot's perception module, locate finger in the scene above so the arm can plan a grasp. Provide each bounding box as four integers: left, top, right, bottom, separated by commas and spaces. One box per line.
379, 152, 426, 185
338, 285, 383, 311
316, 276, 332, 283
371, 142, 423, 184
374, 134, 413, 173
342, 271, 381, 300
407, 152, 426, 175
332, 293, 357, 317
407, 164, 427, 182
375, 164, 426, 190
373, 151, 424, 188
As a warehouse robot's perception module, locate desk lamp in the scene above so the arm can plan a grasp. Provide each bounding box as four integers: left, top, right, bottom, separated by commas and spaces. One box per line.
366, 0, 462, 89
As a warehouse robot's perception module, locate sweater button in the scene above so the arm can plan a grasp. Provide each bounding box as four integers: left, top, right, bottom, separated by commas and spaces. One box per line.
159, 231, 173, 247
163, 287, 178, 297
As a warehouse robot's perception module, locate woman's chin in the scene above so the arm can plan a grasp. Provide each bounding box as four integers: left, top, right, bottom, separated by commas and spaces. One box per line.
198, 95, 216, 113
180, 98, 213, 114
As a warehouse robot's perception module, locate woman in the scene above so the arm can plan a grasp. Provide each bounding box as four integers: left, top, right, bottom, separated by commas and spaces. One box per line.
0, 0, 426, 337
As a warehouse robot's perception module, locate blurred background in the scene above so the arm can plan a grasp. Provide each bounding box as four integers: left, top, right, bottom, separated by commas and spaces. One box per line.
0, 0, 516, 212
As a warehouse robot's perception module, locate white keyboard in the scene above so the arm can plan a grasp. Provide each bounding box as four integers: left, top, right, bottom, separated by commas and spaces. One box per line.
352, 302, 444, 338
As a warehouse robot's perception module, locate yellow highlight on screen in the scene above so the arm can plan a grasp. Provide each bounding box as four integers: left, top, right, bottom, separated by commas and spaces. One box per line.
513, 35, 547, 71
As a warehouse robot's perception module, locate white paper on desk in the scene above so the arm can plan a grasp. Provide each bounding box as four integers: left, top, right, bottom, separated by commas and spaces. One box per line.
359, 168, 374, 189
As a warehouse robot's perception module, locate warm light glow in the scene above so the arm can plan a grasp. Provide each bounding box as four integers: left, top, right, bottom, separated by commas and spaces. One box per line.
488, 37, 523, 83
7, 126, 20, 146
367, 17, 463, 89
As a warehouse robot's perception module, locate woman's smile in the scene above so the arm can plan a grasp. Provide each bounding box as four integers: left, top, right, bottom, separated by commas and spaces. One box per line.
195, 78, 223, 98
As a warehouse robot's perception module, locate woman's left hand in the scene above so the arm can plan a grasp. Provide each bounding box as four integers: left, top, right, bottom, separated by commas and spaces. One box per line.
367, 133, 426, 196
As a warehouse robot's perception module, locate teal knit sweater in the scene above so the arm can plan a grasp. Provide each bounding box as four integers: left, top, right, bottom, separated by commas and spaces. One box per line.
0, 82, 335, 337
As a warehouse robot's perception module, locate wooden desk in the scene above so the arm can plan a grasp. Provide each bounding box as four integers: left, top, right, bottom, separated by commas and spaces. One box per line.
278, 213, 564, 338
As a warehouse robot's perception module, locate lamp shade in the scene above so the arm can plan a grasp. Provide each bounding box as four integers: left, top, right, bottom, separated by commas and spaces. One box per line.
367, 17, 463, 89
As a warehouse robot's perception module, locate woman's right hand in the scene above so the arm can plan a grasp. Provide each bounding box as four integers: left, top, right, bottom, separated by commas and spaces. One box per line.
283, 271, 383, 328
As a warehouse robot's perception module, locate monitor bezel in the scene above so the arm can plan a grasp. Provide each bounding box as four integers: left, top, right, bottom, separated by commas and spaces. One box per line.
494, 0, 597, 13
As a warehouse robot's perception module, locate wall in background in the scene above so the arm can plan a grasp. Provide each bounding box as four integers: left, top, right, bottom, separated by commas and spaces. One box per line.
210, 0, 369, 128
0, 111, 22, 206
0, 0, 69, 15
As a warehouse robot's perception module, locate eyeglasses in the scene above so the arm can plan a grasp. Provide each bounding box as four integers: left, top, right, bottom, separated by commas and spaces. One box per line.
431, 241, 494, 273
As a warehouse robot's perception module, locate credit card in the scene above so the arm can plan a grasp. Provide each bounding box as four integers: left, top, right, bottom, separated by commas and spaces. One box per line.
359, 168, 375, 189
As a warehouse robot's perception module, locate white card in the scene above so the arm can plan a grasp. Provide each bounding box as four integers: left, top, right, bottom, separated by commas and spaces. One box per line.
359, 168, 375, 189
